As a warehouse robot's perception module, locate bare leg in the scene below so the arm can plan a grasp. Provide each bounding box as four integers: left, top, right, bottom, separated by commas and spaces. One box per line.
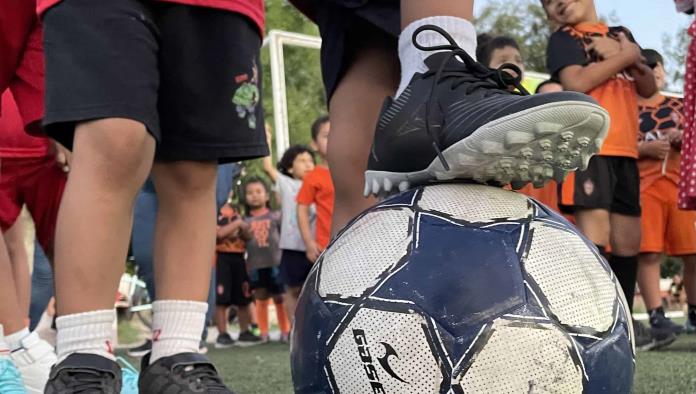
151, 161, 217, 302
401, 0, 474, 27
637, 253, 663, 310
4, 218, 31, 316
0, 236, 25, 334
328, 32, 400, 235
55, 119, 155, 315
237, 305, 252, 333
682, 255, 696, 305
215, 306, 228, 335
283, 286, 302, 322
574, 209, 611, 247
610, 213, 642, 257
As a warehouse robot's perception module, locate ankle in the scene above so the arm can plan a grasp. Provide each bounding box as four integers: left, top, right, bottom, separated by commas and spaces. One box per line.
56, 309, 116, 362
150, 300, 207, 364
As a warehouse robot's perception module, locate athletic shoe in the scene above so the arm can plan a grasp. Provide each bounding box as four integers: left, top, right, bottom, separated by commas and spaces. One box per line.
280, 333, 290, 344
45, 353, 122, 394
10, 331, 57, 393
633, 319, 676, 352
215, 333, 235, 349
116, 357, 139, 394
199, 339, 208, 355
236, 331, 263, 347
0, 356, 25, 394
649, 308, 684, 336
127, 339, 152, 358
139, 352, 234, 393
686, 307, 696, 334
364, 25, 609, 196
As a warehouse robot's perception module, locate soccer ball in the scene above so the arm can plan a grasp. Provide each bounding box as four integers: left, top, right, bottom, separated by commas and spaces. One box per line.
291, 183, 634, 393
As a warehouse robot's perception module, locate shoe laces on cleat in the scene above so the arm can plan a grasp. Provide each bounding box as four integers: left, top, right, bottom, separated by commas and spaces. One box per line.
177, 363, 227, 390
61, 369, 113, 393
412, 24, 530, 171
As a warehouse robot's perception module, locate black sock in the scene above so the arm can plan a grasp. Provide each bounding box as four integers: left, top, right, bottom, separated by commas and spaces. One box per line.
609, 255, 639, 312
595, 244, 608, 260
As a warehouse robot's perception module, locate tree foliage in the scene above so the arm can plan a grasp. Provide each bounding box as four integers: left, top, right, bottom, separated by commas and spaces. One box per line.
662, 28, 689, 92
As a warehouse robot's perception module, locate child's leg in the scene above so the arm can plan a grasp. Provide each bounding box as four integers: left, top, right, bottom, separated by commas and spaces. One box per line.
215, 306, 228, 335
0, 238, 25, 335
637, 253, 663, 311
237, 304, 253, 333
3, 218, 30, 317
401, 0, 474, 27
283, 286, 302, 322
273, 295, 291, 336
328, 31, 400, 234
575, 209, 611, 248
681, 255, 696, 306
254, 289, 270, 338
149, 160, 217, 362
609, 213, 642, 311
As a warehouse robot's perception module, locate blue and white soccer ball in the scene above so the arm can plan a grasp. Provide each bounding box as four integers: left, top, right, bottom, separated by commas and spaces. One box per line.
291, 183, 634, 393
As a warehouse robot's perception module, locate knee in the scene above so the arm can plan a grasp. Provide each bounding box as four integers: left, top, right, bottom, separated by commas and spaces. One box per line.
152, 161, 217, 197
74, 118, 154, 186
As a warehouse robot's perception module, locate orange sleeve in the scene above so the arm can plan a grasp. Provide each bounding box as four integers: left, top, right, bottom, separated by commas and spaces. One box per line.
296, 172, 317, 206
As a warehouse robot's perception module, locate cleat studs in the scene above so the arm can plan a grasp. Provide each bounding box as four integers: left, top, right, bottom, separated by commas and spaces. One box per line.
363, 182, 371, 197
560, 131, 574, 141
482, 141, 505, 155
383, 178, 393, 192
535, 122, 563, 136
594, 138, 604, 150
505, 131, 535, 148
372, 179, 380, 196
398, 181, 410, 192
581, 153, 592, 169
539, 139, 552, 151
557, 143, 570, 153
577, 137, 591, 147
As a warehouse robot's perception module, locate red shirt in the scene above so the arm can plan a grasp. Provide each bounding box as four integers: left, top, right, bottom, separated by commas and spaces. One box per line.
0, 90, 49, 159
36, 0, 265, 34
296, 165, 334, 250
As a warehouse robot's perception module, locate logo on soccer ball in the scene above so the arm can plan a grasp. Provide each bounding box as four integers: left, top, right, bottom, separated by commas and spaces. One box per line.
352, 329, 409, 390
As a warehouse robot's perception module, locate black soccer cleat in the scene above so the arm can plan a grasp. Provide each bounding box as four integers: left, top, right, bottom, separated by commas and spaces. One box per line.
139, 352, 235, 393
45, 353, 122, 393
365, 25, 610, 196
649, 308, 684, 337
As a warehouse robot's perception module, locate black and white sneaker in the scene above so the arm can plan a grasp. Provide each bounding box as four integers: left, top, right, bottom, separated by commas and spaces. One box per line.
127, 339, 152, 358
139, 352, 234, 393
215, 333, 235, 349
45, 353, 122, 393
649, 308, 684, 337
236, 330, 263, 347
634, 319, 676, 352
365, 25, 610, 196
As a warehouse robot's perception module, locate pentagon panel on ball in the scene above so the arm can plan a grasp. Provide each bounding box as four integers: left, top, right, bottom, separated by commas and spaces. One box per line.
291, 183, 634, 394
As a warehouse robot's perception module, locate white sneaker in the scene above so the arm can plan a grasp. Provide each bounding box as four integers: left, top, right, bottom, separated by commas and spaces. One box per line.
10, 331, 57, 393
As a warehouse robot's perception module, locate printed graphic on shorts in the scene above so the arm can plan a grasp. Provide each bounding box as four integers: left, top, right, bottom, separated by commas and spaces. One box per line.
583, 179, 595, 196
251, 219, 271, 247
232, 58, 260, 130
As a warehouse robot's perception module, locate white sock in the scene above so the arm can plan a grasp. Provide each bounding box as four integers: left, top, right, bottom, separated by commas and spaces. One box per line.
149, 300, 207, 364
0, 325, 10, 356
56, 309, 116, 362
5, 327, 30, 351
397, 16, 477, 97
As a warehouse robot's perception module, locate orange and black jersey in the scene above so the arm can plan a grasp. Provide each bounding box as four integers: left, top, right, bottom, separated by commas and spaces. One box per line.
638, 95, 684, 190
547, 23, 640, 159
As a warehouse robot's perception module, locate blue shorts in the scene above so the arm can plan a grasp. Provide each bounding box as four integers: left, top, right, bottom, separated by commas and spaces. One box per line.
279, 249, 313, 288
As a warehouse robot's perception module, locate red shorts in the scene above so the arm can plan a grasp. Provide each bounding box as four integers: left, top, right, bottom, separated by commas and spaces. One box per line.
0, 156, 66, 255
640, 177, 696, 255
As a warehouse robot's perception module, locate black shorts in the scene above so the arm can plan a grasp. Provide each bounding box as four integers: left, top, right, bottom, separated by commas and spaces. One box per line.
215, 253, 252, 307
560, 156, 641, 216
42, 0, 268, 163
249, 267, 285, 295
311, 0, 399, 100
279, 249, 313, 288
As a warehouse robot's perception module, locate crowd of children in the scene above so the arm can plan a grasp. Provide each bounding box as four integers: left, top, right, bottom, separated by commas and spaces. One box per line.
2, 0, 696, 392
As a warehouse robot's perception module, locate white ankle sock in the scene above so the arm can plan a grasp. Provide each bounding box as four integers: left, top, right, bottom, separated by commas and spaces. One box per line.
0, 325, 10, 356
397, 16, 477, 97
56, 309, 116, 362
149, 300, 207, 364
5, 327, 30, 351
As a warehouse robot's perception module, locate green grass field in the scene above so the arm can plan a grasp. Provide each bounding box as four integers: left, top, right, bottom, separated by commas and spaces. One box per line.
118, 329, 696, 394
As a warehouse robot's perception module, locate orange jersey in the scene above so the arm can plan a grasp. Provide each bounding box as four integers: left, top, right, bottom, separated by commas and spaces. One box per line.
517, 181, 560, 213
637, 95, 683, 191
216, 204, 246, 253
547, 23, 639, 158
296, 165, 334, 250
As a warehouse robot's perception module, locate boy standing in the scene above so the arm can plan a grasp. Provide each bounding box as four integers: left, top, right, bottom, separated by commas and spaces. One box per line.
39, 0, 267, 392
298, 116, 334, 263
290, 0, 611, 237
636, 49, 696, 346
544, 0, 657, 316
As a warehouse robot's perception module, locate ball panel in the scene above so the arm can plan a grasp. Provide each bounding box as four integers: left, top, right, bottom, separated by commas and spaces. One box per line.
418, 184, 533, 223
318, 208, 413, 299
455, 318, 583, 393
372, 213, 527, 338
327, 307, 444, 394
523, 222, 616, 333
